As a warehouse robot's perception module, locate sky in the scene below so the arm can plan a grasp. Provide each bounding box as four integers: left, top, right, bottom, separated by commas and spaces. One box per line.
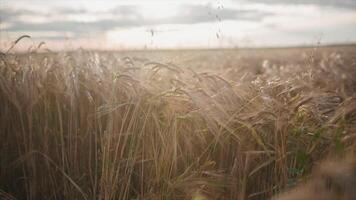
1, 0, 356, 50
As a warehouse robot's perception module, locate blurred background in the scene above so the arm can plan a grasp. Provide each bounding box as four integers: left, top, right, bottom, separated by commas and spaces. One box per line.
1, 0, 356, 51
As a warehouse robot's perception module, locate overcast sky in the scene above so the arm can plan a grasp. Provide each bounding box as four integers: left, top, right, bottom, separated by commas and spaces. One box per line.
1, 0, 356, 50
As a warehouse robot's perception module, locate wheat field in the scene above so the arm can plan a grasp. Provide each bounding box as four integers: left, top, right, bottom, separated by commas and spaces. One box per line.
0, 45, 356, 199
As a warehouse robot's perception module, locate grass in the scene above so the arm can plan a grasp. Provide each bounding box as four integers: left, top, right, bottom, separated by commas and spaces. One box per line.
0, 45, 355, 199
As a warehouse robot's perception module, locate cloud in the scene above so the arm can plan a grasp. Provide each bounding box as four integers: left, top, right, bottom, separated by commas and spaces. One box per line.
0, 8, 35, 21
248, 0, 356, 8
0, 3, 271, 38
166, 4, 270, 24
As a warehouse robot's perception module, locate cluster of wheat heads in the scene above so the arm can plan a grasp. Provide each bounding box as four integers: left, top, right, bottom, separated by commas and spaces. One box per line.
0, 48, 355, 199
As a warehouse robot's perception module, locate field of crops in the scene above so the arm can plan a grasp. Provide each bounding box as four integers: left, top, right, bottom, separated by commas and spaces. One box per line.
1, 46, 356, 199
